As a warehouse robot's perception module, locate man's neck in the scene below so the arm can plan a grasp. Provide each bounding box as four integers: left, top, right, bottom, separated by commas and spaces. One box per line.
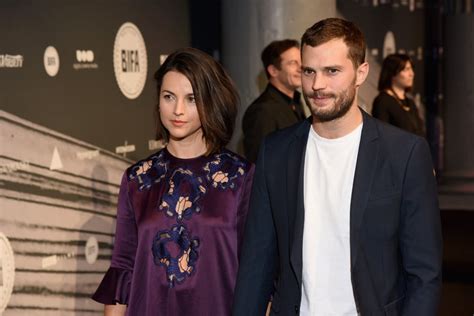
269, 80, 295, 99
312, 105, 363, 139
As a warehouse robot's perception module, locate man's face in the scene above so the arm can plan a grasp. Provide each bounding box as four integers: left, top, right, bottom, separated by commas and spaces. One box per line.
273, 47, 302, 91
301, 39, 366, 122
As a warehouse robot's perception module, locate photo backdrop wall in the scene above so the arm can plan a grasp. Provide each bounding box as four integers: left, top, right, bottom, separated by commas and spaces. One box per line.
0, 1, 190, 314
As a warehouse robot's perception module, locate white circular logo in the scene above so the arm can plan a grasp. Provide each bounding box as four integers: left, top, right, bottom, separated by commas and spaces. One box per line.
383, 31, 397, 59
85, 236, 99, 264
44, 46, 60, 77
0, 232, 15, 313
113, 22, 148, 99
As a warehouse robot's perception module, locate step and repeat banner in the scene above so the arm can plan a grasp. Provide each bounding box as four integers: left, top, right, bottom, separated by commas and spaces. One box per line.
0, 1, 190, 314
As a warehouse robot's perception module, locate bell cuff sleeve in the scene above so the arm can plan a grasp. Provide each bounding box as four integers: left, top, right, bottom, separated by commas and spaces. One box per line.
92, 267, 132, 305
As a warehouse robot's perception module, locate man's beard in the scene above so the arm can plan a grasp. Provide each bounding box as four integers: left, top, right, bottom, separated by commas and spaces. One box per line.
304, 79, 356, 122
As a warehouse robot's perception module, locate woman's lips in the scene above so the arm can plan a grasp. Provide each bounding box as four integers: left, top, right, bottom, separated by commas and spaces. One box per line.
171, 120, 186, 127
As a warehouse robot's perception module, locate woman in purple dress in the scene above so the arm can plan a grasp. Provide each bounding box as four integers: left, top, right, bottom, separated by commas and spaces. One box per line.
92, 48, 254, 315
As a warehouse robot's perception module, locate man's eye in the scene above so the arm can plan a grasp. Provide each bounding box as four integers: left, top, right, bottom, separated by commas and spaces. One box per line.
302, 68, 314, 76
327, 69, 339, 75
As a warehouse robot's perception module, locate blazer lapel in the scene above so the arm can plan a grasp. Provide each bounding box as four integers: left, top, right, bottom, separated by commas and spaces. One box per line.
350, 111, 379, 267
288, 119, 311, 287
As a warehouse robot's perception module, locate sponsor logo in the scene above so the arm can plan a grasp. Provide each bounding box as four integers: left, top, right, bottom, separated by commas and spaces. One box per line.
85, 236, 99, 264
76, 149, 100, 160
113, 22, 148, 99
73, 49, 98, 70
0, 54, 24, 68
44, 46, 60, 77
0, 161, 30, 174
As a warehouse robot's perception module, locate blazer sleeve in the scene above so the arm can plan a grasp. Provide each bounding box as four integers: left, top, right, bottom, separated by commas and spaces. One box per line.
400, 138, 442, 315
92, 172, 138, 305
233, 141, 278, 316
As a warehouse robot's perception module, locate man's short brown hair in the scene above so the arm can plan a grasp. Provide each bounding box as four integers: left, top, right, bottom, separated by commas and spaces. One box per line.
301, 18, 366, 68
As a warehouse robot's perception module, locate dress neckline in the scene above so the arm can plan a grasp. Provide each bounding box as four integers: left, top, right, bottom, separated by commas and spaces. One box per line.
163, 147, 209, 162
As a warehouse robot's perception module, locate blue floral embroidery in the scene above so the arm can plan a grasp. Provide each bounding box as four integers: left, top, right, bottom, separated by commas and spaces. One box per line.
128, 152, 168, 191
159, 168, 206, 221
152, 224, 200, 287
204, 152, 246, 190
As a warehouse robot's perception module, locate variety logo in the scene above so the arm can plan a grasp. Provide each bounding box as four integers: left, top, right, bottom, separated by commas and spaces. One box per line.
113, 22, 148, 99
44, 46, 60, 77
73, 49, 98, 70
0, 54, 24, 68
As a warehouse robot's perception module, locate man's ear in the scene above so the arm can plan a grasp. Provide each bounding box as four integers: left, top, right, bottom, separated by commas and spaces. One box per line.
355, 61, 369, 87
267, 64, 279, 78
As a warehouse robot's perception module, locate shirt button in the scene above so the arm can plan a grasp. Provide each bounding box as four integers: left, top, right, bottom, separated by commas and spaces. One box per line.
294, 305, 299, 313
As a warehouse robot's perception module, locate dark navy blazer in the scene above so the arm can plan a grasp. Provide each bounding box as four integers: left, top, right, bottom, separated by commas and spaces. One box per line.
233, 110, 442, 316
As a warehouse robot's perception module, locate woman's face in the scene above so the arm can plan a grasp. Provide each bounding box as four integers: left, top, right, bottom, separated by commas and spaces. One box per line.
392, 61, 414, 90
159, 71, 203, 143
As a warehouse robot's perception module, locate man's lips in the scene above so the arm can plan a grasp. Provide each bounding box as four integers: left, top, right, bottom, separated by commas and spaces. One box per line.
310, 94, 333, 101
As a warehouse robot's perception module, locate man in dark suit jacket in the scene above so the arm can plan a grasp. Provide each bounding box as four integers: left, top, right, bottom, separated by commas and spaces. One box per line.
233, 18, 442, 316
243, 39, 306, 162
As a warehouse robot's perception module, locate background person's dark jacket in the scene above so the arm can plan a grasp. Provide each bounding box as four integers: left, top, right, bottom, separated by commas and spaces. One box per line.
242, 84, 305, 162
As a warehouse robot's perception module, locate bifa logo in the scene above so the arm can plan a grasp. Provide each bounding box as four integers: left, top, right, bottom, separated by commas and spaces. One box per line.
73, 49, 98, 70
113, 22, 148, 99
121, 50, 140, 72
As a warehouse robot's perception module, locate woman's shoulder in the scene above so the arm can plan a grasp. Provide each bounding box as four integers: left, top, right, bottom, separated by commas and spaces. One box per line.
203, 149, 253, 190
124, 148, 168, 191
373, 91, 395, 103
206, 148, 253, 172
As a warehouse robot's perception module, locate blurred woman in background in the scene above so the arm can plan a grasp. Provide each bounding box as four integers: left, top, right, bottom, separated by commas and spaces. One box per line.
372, 53, 424, 136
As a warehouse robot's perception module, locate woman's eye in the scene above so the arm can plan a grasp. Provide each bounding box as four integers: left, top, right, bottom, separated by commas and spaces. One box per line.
188, 96, 196, 103
162, 94, 173, 101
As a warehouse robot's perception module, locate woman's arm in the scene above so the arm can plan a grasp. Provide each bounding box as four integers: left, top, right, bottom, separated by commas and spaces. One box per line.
104, 304, 127, 316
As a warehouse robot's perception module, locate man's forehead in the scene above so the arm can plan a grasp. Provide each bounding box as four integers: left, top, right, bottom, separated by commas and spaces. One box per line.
301, 40, 350, 64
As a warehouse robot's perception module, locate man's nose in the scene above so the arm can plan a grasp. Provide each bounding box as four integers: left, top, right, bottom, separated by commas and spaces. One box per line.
312, 73, 326, 91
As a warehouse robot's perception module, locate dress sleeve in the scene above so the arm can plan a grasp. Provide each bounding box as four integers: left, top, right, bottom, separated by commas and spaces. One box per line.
92, 172, 138, 305
236, 163, 255, 259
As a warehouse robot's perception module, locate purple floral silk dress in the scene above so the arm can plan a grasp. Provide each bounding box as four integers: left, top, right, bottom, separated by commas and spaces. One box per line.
92, 148, 254, 315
